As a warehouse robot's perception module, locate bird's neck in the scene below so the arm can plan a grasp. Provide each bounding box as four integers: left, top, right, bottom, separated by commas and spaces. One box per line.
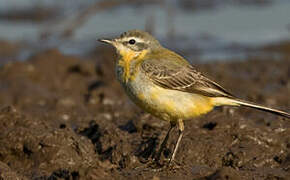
117, 49, 148, 83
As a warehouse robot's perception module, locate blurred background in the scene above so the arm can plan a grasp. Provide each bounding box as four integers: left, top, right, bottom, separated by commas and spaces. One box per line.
1, 1, 290, 179
0, 0, 290, 63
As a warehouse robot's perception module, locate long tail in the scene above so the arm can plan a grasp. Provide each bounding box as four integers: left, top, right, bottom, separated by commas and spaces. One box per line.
212, 97, 290, 118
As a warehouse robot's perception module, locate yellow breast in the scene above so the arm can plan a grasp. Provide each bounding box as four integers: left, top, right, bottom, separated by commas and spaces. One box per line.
117, 49, 148, 83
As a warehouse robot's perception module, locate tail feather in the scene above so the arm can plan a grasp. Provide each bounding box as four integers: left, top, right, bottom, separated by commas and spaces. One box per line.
212, 97, 290, 119
230, 99, 290, 118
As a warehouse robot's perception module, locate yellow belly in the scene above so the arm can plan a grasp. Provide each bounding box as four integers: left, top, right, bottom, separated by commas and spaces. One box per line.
118, 64, 215, 122
131, 82, 214, 122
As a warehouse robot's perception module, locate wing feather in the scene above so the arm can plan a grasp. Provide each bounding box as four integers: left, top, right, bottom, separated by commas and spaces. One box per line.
141, 57, 234, 98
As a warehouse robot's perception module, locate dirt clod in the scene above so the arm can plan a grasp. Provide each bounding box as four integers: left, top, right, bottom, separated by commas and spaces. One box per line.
0, 48, 289, 179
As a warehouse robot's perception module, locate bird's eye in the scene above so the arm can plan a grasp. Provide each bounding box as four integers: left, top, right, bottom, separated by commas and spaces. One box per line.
128, 39, 136, 45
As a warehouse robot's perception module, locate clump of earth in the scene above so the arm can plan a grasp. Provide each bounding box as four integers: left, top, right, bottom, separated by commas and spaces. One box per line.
0, 43, 289, 179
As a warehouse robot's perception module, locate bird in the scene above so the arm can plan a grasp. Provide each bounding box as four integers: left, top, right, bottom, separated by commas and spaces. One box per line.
98, 29, 290, 165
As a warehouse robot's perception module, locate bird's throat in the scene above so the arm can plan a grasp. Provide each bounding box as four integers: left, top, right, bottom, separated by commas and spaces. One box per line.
118, 49, 148, 82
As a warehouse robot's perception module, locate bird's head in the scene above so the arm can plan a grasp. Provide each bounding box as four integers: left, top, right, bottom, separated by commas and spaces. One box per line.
98, 29, 161, 58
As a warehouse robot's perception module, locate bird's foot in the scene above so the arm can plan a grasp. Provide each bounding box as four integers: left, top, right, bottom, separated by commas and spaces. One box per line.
163, 159, 181, 170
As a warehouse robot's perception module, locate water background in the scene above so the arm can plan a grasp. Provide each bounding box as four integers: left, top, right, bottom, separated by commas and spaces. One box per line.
0, 0, 289, 61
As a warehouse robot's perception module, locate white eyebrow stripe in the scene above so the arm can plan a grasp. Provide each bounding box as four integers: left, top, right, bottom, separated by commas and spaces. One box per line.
121, 37, 145, 43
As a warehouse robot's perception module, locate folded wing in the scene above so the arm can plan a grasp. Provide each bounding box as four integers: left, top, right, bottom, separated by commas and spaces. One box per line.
141, 57, 234, 98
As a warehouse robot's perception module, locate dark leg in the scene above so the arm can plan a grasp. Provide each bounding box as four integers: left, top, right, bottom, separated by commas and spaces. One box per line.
169, 119, 184, 164
154, 122, 176, 162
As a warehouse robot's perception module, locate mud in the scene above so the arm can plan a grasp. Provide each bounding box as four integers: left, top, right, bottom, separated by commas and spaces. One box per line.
0, 41, 22, 64
0, 7, 59, 22
0, 45, 289, 179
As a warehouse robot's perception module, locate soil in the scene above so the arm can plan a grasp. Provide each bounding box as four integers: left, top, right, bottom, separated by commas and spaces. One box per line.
0, 7, 59, 22
0, 44, 289, 179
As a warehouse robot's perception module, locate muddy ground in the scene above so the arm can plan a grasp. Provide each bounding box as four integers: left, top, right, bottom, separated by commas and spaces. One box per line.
0, 43, 289, 179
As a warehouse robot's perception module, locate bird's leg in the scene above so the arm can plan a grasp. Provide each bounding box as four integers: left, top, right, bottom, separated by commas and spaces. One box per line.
169, 119, 184, 164
154, 122, 176, 162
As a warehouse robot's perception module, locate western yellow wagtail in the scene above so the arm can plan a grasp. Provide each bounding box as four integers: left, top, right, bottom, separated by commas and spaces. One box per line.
99, 30, 290, 164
